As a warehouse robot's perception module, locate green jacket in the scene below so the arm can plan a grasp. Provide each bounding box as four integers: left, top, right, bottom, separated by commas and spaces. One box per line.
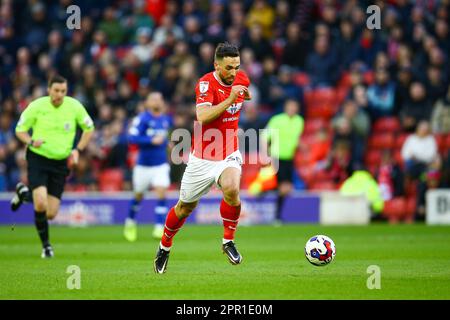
340, 170, 384, 213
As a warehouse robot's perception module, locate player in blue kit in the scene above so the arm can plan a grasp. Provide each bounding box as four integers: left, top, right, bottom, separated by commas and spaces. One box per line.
124, 92, 173, 241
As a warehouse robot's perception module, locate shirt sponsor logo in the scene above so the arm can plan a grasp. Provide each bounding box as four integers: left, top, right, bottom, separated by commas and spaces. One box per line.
226, 102, 242, 115
199, 81, 209, 94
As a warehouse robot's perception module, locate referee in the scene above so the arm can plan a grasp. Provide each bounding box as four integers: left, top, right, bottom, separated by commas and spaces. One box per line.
10, 75, 95, 258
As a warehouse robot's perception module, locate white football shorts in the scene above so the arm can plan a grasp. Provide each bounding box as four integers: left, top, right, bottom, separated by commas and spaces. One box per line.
132, 163, 171, 193
179, 150, 243, 203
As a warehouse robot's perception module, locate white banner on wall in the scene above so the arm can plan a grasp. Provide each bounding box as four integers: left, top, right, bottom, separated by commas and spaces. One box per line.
320, 192, 370, 225
426, 189, 450, 225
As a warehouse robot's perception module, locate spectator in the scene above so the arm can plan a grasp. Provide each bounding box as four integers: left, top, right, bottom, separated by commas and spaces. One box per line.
367, 67, 397, 120
401, 120, 438, 180
376, 150, 404, 201
281, 22, 308, 70
152, 14, 184, 47
340, 163, 385, 219
98, 7, 126, 46
245, 0, 275, 40
242, 23, 273, 62
305, 35, 338, 87
400, 82, 433, 132
431, 84, 450, 134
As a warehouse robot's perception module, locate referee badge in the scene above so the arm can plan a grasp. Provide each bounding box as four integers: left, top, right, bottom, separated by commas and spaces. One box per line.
64, 123, 71, 131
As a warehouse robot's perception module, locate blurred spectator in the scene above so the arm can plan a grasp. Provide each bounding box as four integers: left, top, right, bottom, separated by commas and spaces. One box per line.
305, 35, 338, 87
340, 164, 385, 219
245, 0, 275, 40
269, 65, 304, 113
400, 82, 433, 132
331, 117, 362, 169
367, 67, 397, 120
431, 84, 450, 134
281, 22, 308, 70
242, 23, 273, 61
130, 27, 157, 65
152, 14, 184, 47
376, 150, 404, 201
401, 120, 438, 180
98, 7, 126, 46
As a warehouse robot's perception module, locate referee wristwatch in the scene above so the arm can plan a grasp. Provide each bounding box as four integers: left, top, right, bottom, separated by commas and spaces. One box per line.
28, 140, 34, 147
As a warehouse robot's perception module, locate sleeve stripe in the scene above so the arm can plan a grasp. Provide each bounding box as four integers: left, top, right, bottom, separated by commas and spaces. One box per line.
196, 102, 212, 107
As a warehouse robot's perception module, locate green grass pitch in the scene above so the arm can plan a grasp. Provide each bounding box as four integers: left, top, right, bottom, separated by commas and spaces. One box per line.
1, 224, 450, 300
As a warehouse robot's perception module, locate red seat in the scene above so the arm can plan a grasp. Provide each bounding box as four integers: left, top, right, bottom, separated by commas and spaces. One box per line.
373, 117, 401, 133
98, 169, 124, 192
434, 134, 446, 155
369, 133, 395, 149
396, 133, 410, 149
363, 70, 374, 85
293, 72, 310, 87
306, 103, 339, 119
303, 118, 328, 135
309, 180, 337, 191
383, 197, 407, 223
365, 149, 382, 166
445, 134, 450, 153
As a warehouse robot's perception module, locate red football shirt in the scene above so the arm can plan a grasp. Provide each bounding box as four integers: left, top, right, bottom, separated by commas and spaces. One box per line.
193, 70, 250, 161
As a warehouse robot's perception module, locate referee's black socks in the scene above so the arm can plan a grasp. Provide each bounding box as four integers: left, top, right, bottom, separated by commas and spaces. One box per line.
34, 211, 50, 248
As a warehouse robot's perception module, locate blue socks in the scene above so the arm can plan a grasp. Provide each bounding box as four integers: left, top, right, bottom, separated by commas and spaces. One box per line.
128, 198, 141, 220
155, 199, 168, 226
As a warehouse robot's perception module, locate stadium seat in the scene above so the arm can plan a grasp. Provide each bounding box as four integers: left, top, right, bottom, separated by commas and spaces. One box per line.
373, 117, 401, 133
303, 118, 328, 135
363, 70, 374, 85
382, 197, 407, 223
293, 72, 310, 87
98, 169, 124, 192
309, 180, 337, 191
405, 196, 417, 223
393, 149, 404, 167
336, 87, 349, 104
368, 133, 395, 149
434, 134, 446, 155
396, 133, 410, 149
364, 149, 382, 166
445, 134, 450, 154
337, 72, 352, 89
306, 103, 339, 119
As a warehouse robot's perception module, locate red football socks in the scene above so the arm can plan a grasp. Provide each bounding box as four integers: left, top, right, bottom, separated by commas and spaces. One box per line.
161, 207, 186, 248
220, 199, 241, 242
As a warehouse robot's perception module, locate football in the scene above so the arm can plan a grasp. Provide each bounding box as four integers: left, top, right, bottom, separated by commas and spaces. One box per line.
305, 235, 336, 266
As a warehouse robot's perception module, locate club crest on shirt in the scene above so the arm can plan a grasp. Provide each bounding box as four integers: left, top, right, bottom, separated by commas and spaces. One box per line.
64, 123, 71, 131
199, 81, 209, 93
226, 102, 242, 115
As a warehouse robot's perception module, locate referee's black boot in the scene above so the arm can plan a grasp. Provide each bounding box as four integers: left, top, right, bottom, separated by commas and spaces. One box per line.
10, 182, 30, 212
222, 241, 243, 265
41, 244, 54, 259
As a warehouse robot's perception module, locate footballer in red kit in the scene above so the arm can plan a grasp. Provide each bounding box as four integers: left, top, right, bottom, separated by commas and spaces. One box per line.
154, 42, 251, 274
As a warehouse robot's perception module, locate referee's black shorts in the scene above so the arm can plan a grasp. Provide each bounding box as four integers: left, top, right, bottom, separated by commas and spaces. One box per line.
26, 149, 70, 199
276, 159, 294, 184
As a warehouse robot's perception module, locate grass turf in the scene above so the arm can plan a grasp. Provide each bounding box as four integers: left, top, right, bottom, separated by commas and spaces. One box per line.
1, 223, 450, 300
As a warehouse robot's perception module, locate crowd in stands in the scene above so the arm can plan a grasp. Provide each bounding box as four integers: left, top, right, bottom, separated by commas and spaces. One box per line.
1, 0, 450, 221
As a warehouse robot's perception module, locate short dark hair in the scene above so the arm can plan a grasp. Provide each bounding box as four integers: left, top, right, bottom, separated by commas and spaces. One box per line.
214, 42, 239, 61
48, 75, 67, 88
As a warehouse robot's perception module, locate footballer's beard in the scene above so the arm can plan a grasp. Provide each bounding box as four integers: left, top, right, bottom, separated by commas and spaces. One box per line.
220, 74, 235, 85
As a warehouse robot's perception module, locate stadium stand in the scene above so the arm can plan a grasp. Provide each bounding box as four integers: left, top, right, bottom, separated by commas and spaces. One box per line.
1, 0, 449, 221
